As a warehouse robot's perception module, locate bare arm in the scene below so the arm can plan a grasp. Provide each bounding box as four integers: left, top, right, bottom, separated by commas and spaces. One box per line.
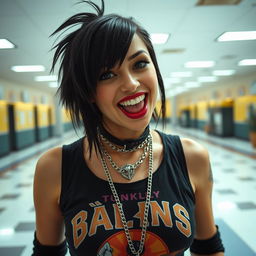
33, 147, 65, 245
181, 138, 224, 256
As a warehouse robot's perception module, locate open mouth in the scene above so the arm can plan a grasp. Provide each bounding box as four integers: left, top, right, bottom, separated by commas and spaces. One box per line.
118, 92, 148, 119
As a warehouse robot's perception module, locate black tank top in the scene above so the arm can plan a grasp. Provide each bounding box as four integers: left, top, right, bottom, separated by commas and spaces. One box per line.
60, 131, 195, 256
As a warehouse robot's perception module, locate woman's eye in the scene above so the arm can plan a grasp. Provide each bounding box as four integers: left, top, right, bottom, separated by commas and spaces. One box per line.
134, 60, 149, 70
99, 71, 115, 81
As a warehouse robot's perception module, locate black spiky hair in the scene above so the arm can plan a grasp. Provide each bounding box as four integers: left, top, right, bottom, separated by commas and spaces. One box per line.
51, 0, 166, 156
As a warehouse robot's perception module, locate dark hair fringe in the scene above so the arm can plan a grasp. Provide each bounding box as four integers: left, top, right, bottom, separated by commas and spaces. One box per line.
50, 0, 105, 156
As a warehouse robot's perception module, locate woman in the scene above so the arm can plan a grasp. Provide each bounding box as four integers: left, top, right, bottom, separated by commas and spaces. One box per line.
32, 0, 225, 255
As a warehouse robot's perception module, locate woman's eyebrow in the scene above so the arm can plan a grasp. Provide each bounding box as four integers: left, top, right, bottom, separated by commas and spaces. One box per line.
128, 50, 148, 61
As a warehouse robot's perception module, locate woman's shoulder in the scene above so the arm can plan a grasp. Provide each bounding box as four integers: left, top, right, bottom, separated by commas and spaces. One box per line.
180, 137, 211, 188
34, 147, 63, 188
36, 147, 62, 169
180, 137, 209, 163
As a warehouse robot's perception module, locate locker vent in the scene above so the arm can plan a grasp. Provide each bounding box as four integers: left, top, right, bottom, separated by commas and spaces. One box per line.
161, 48, 185, 54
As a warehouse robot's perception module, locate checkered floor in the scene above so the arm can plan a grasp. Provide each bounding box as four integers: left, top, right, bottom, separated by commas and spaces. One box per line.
0, 126, 255, 256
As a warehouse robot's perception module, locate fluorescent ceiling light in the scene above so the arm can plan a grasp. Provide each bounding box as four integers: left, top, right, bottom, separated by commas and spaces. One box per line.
150, 33, 169, 44
169, 77, 181, 83
166, 87, 188, 97
198, 76, 218, 82
217, 31, 256, 42
11, 65, 45, 72
238, 59, 256, 66
35, 75, 58, 82
213, 70, 235, 76
175, 86, 188, 93
185, 61, 215, 68
164, 78, 181, 86
48, 82, 58, 88
166, 90, 178, 97
185, 82, 201, 88
0, 39, 15, 49
171, 71, 193, 77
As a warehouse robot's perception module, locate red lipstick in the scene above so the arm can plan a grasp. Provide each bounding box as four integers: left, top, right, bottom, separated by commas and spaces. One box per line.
118, 93, 148, 119
118, 92, 145, 104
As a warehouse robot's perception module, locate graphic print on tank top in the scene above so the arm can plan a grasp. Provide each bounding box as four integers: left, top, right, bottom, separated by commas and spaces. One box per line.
70, 191, 193, 255
61, 132, 195, 255
97, 230, 169, 256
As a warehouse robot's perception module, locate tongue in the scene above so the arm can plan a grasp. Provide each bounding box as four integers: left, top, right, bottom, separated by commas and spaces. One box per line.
121, 101, 144, 113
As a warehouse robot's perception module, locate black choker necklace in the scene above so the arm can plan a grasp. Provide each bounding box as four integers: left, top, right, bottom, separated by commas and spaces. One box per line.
98, 125, 150, 151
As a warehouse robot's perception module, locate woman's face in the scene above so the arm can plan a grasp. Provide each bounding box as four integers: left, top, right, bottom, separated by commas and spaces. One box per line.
95, 33, 158, 139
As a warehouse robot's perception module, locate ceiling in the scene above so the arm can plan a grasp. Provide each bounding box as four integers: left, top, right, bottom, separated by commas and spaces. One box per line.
0, 0, 256, 97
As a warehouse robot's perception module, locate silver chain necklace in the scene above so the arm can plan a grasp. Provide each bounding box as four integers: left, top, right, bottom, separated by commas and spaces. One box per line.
101, 140, 149, 180
99, 133, 153, 256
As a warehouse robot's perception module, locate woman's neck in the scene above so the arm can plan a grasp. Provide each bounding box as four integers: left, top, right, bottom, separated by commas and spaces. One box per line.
98, 125, 150, 151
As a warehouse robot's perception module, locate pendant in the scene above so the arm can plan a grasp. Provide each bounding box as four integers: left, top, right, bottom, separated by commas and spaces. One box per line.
119, 164, 135, 180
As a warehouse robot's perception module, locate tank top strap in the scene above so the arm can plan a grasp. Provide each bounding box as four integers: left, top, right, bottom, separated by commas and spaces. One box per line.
156, 130, 194, 199
60, 137, 84, 211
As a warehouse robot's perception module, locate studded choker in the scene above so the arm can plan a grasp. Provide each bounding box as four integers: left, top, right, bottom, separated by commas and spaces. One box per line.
98, 125, 150, 151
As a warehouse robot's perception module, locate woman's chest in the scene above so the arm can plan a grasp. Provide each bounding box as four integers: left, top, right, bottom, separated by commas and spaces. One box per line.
63, 183, 195, 255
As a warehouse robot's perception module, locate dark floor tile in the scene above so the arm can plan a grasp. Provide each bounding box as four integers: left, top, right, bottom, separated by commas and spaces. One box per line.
15, 222, 35, 232
0, 247, 25, 256
222, 168, 236, 173
0, 194, 20, 200
30, 207, 35, 212
222, 154, 232, 158
216, 189, 236, 194
12, 167, 22, 172
236, 202, 256, 210
238, 176, 254, 181
0, 207, 5, 214
236, 159, 247, 164
16, 183, 32, 188
0, 175, 11, 179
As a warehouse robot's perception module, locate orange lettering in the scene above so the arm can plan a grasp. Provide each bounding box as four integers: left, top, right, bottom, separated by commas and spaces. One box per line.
150, 201, 173, 227
113, 203, 133, 229
71, 210, 88, 248
173, 203, 191, 237
133, 202, 146, 227
89, 206, 113, 236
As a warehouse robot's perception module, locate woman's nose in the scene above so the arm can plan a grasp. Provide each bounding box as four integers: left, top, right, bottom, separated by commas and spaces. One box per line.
120, 73, 140, 92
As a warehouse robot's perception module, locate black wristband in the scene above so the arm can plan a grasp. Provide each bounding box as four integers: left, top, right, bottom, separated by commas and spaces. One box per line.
32, 232, 68, 256
190, 225, 225, 254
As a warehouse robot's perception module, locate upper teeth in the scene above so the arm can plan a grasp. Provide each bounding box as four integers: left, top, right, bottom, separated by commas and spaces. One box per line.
119, 94, 145, 107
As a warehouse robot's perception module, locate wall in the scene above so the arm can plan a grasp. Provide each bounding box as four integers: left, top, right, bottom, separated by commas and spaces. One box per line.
0, 78, 55, 104
175, 71, 255, 115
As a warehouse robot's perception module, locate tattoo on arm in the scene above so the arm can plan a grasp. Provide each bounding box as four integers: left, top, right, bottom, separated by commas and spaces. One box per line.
208, 163, 213, 182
